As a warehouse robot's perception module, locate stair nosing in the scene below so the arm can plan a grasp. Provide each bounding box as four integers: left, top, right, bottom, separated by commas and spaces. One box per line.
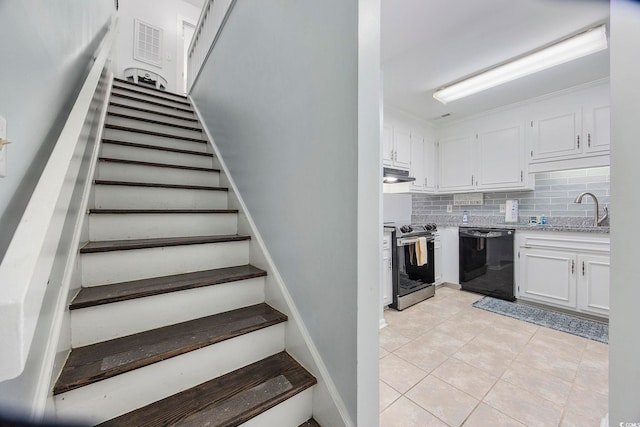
101, 139, 214, 157
89, 208, 239, 214
107, 112, 202, 131
95, 352, 316, 427
80, 234, 249, 254
70, 265, 267, 309
98, 157, 219, 173
113, 77, 188, 100
111, 82, 191, 106
109, 101, 198, 122
110, 92, 193, 113
53, 304, 288, 395
93, 179, 228, 192
105, 124, 207, 143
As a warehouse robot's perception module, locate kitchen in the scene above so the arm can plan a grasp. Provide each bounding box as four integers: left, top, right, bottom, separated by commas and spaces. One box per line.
378, 1, 613, 426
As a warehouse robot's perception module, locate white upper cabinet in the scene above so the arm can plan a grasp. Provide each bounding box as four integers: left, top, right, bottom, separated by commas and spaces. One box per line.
410, 133, 425, 191
476, 122, 528, 190
527, 82, 610, 173
438, 135, 476, 192
383, 125, 411, 169
423, 138, 437, 192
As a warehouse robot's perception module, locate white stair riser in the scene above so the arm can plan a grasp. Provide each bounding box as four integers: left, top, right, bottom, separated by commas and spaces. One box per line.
112, 83, 188, 103
241, 388, 314, 427
101, 144, 213, 169
111, 87, 191, 110
71, 277, 265, 346
81, 240, 249, 286
103, 128, 208, 152
97, 161, 219, 186
94, 185, 227, 210
89, 212, 237, 240
108, 105, 200, 128
105, 116, 204, 140
110, 96, 195, 119
54, 324, 285, 425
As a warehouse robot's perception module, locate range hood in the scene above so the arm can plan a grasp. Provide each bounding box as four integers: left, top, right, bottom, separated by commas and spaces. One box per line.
383, 167, 416, 184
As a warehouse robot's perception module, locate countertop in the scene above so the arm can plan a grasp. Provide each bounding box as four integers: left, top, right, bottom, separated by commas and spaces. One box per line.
457, 224, 610, 234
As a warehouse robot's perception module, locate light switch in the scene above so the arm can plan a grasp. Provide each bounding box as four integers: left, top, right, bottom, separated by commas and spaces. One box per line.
0, 116, 6, 178
446, 205, 453, 213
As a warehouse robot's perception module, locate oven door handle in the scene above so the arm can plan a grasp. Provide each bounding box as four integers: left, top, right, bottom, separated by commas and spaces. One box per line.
397, 237, 432, 246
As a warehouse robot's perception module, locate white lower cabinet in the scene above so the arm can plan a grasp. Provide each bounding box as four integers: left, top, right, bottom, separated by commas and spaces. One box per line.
434, 233, 442, 285
382, 231, 393, 307
517, 232, 610, 318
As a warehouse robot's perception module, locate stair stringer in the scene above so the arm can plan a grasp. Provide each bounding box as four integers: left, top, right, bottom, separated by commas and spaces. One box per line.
189, 99, 354, 427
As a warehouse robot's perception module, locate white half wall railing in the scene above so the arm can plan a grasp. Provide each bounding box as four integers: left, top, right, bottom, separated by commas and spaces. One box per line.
0, 28, 114, 381
187, 0, 236, 93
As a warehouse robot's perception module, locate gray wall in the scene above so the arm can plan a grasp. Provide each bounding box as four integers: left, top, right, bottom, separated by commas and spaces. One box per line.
190, 1, 376, 424
0, 0, 114, 260
412, 167, 610, 223
610, 0, 640, 424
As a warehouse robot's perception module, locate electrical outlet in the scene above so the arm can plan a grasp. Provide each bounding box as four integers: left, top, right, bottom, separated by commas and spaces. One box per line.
500, 204, 506, 213
0, 115, 6, 178
447, 204, 453, 213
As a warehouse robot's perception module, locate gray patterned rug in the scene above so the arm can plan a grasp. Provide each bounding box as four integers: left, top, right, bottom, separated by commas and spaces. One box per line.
472, 296, 608, 343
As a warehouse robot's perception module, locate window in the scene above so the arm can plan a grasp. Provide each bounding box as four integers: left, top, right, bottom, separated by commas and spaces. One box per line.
134, 19, 162, 67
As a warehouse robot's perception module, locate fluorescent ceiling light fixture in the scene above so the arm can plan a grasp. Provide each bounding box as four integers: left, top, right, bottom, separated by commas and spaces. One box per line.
433, 24, 608, 104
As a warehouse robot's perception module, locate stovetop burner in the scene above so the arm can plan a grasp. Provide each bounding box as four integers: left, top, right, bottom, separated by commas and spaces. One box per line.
395, 223, 438, 237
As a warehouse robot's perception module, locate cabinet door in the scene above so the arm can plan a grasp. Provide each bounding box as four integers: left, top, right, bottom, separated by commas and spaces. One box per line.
477, 124, 525, 190
583, 104, 610, 154
382, 249, 393, 306
383, 125, 394, 166
578, 254, 609, 317
410, 134, 425, 191
530, 107, 582, 161
434, 236, 442, 285
438, 135, 475, 192
394, 128, 411, 169
519, 248, 577, 308
423, 138, 437, 191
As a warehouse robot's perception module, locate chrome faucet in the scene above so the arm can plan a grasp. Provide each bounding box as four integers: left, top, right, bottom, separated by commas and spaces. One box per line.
574, 192, 609, 226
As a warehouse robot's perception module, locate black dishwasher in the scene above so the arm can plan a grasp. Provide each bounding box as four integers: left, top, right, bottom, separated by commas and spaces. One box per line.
459, 228, 515, 301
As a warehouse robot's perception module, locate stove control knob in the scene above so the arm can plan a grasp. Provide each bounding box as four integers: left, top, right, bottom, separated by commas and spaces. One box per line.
400, 225, 412, 233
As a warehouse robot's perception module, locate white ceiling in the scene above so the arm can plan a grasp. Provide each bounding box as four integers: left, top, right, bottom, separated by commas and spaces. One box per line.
381, 0, 610, 123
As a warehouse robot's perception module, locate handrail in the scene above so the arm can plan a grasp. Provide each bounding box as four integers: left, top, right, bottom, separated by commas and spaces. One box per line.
186, 0, 236, 93
0, 25, 114, 381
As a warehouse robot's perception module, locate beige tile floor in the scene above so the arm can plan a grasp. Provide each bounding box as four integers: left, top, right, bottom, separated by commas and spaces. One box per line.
379, 286, 608, 427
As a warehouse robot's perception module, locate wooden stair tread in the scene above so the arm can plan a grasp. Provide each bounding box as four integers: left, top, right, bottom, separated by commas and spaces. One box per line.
109, 101, 198, 122
111, 82, 191, 106
80, 234, 250, 254
89, 208, 239, 214
113, 77, 188, 100
71, 265, 267, 309
99, 157, 219, 173
107, 112, 202, 131
104, 124, 206, 143
110, 92, 193, 113
94, 180, 228, 191
299, 419, 322, 427
53, 304, 287, 395
97, 352, 316, 427
102, 139, 214, 157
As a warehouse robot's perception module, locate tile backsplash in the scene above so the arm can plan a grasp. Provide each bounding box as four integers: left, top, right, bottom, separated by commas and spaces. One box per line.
412, 167, 610, 224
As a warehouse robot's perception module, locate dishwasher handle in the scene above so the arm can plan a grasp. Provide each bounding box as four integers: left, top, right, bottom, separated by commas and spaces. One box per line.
459, 229, 513, 239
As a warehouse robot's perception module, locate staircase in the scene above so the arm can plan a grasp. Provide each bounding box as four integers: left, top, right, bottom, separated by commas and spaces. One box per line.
53, 78, 318, 426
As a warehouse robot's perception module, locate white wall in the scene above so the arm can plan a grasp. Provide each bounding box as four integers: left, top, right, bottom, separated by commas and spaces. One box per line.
0, 0, 113, 260
190, 1, 379, 425
114, 0, 202, 93
383, 194, 412, 223
609, 0, 640, 424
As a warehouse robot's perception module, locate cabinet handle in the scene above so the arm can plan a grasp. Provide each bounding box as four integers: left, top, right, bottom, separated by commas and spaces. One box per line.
577, 135, 580, 149
520, 170, 523, 182
425, 177, 428, 186
582, 261, 585, 276
571, 259, 575, 274
588, 133, 591, 147
471, 175, 474, 185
